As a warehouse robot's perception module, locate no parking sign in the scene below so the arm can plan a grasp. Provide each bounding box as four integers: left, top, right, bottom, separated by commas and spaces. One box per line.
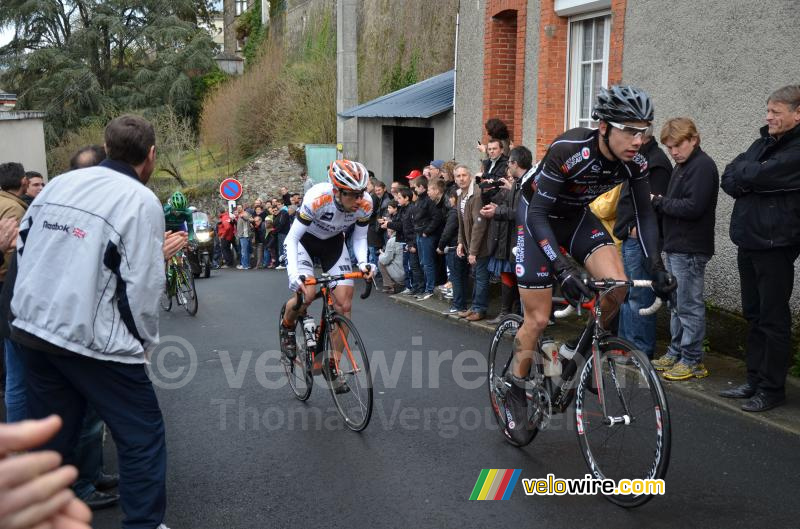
219, 178, 243, 201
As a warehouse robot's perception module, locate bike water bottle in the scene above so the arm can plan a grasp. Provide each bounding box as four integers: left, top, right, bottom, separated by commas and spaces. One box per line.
302, 316, 317, 349
541, 338, 562, 377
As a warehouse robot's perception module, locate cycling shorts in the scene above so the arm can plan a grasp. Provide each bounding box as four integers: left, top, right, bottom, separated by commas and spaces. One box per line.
296, 232, 355, 287
515, 208, 614, 289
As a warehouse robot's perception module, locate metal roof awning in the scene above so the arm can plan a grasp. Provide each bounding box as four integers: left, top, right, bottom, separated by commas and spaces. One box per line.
340, 69, 454, 119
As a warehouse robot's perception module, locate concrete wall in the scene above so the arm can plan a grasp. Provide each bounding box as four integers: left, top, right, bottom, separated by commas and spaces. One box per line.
623, 0, 800, 314
433, 110, 455, 162
0, 113, 48, 178
285, 0, 336, 54
454, 0, 486, 171
521, 0, 540, 151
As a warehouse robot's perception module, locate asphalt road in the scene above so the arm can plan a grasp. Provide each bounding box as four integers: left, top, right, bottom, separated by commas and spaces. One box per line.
94, 268, 799, 529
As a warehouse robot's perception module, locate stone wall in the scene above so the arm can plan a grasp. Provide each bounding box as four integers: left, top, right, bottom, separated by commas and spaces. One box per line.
234, 145, 306, 203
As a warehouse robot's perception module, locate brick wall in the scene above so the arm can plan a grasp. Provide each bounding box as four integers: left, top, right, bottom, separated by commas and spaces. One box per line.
483, 0, 528, 145
533, 0, 627, 158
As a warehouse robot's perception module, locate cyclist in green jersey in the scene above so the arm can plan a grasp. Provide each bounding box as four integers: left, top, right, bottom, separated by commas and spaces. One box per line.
163, 191, 196, 240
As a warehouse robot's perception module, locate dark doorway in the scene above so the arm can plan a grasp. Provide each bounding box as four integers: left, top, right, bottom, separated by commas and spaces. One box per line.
391, 126, 433, 183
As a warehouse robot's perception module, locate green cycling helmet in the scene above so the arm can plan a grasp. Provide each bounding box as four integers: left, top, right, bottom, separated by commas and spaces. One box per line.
169, 191, 188, 210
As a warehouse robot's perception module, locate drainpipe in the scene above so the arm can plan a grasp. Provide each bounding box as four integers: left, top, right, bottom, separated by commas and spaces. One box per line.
451, 2, 460, 160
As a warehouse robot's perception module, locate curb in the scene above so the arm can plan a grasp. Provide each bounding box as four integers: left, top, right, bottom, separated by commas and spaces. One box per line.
388, 292, 800, 437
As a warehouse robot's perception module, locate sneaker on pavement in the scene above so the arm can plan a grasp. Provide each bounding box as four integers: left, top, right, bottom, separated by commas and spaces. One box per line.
279, 323, 297, 360
444, 306, 461, 314
663, 361, 708, 381
486, 312, 509, 325
82, 490, 119, 510
651, 354, 679, 372
236, 265, 244, 270
416, 292, 434, 301
399, 288, 413, 295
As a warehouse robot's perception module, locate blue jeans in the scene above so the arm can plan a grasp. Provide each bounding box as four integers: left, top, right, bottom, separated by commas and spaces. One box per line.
407, 247, 423, 293
239, 237, 251, 267
416, 235, 436, 293
277, 233, 287, 265
450, 254, 470, 311
72, 406, 104, 499
664, 252, 709, 364
618, 238, 657, 357
21, 344, 167, 529
4, 339, 27, 422
367, 246, 381, 276
445, 251, 455, 282
471, 256, 490, 314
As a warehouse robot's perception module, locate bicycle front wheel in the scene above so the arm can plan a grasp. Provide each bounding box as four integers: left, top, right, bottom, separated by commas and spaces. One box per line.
176, 260, 198, 316
323, 314, 372, 431
575, 336, 671, 508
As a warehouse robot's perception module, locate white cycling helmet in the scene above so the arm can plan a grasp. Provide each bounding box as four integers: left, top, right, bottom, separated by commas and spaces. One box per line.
329, 159, 369, 192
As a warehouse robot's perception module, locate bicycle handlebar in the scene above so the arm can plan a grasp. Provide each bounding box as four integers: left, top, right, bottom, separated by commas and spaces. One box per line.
291, 267, 374, 311
552, 279, 662, 318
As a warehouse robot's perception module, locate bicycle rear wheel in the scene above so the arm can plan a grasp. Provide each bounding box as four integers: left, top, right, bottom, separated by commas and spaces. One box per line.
487, 315, 544, 447
176, 260, 198, 316
279, 305, 312, 401
323, 314, 372, 431
575, 336, 671, 508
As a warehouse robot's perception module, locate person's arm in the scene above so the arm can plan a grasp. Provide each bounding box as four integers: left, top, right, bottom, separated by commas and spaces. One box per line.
492, 188, 516, 221
720, 149, 754, 198
468, 194, 489, 256
116, 200, 165, 353
732, 144, 800, 192
352, 220, 370, 267
284, 217, 309, 290
424, 200, 443, 235
527, 157, 570, 270
653, 161, 718, 220
628, 168, 661, 262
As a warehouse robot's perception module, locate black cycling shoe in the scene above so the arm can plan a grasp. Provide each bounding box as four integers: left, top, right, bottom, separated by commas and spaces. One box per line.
280, 323, 297, 360
322, 359, 350, 394
504, 376, 532, 445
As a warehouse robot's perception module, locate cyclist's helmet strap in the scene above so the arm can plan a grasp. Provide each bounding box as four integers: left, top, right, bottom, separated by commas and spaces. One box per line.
169, 191, 188, 210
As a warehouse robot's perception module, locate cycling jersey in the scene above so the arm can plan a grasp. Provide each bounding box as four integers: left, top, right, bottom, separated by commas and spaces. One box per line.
163, 204, 195, 238
515, 127, 659, 288
286, 182, 373, 289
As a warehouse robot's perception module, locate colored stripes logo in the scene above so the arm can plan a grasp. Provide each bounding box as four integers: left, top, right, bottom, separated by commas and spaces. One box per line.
469, 469, 521, 501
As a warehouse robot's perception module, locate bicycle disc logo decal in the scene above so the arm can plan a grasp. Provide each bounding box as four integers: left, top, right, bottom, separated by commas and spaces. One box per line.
469, 469, 522, 500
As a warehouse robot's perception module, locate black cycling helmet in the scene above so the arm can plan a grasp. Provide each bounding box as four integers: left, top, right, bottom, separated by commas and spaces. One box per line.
592, 85, 654, 123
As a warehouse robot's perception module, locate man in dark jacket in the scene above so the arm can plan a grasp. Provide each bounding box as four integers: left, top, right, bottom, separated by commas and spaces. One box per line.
649, 118, 718, 381
613, 133, 673, 357
480, 139, 509, 181
368, 180, 391, 274
412, 177, 443, 299
719, 85, 800, 412
481, 146, 531, 323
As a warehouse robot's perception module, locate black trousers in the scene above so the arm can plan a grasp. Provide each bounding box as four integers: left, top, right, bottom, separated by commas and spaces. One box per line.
21, 345, 167, 529
737, 245, 800, 396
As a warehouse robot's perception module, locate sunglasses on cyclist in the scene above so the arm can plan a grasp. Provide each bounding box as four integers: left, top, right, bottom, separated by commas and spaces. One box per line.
607, 121, 651, 139
339, 189, 364, 198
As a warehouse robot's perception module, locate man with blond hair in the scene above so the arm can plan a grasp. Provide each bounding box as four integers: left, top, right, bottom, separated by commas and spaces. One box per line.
649, 118, 719, 381
719, 85, 800, 412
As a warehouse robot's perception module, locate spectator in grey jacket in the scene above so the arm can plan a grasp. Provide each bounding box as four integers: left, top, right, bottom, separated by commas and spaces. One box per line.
11, 114, 171, 528
379, 228, 405, 293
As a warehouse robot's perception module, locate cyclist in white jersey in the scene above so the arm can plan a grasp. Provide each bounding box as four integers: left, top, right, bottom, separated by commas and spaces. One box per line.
280, 159, 374, 360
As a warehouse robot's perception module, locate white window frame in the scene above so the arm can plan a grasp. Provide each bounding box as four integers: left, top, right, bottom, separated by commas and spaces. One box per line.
565, 11, 611, 129
235, 0, 248, 16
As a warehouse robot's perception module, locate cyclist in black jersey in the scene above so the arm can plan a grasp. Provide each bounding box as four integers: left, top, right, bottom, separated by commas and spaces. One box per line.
505, 85, 677, 444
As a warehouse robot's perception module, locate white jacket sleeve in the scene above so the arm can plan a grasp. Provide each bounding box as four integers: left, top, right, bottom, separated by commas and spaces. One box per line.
285, 217, 309, 284
352, 222, 369, 265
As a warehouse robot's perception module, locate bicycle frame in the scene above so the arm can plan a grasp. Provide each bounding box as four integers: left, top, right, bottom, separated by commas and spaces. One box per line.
552, 279, 661, 424
291, 272, 374, 376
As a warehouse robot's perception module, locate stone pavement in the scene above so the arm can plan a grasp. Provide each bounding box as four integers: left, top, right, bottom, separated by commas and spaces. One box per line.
389, 290, 800, 437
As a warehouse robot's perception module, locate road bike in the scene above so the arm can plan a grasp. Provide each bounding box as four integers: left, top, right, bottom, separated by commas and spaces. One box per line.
161, 250, 198, 316
279, 271, 374, 431
488, 279, 670, 507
